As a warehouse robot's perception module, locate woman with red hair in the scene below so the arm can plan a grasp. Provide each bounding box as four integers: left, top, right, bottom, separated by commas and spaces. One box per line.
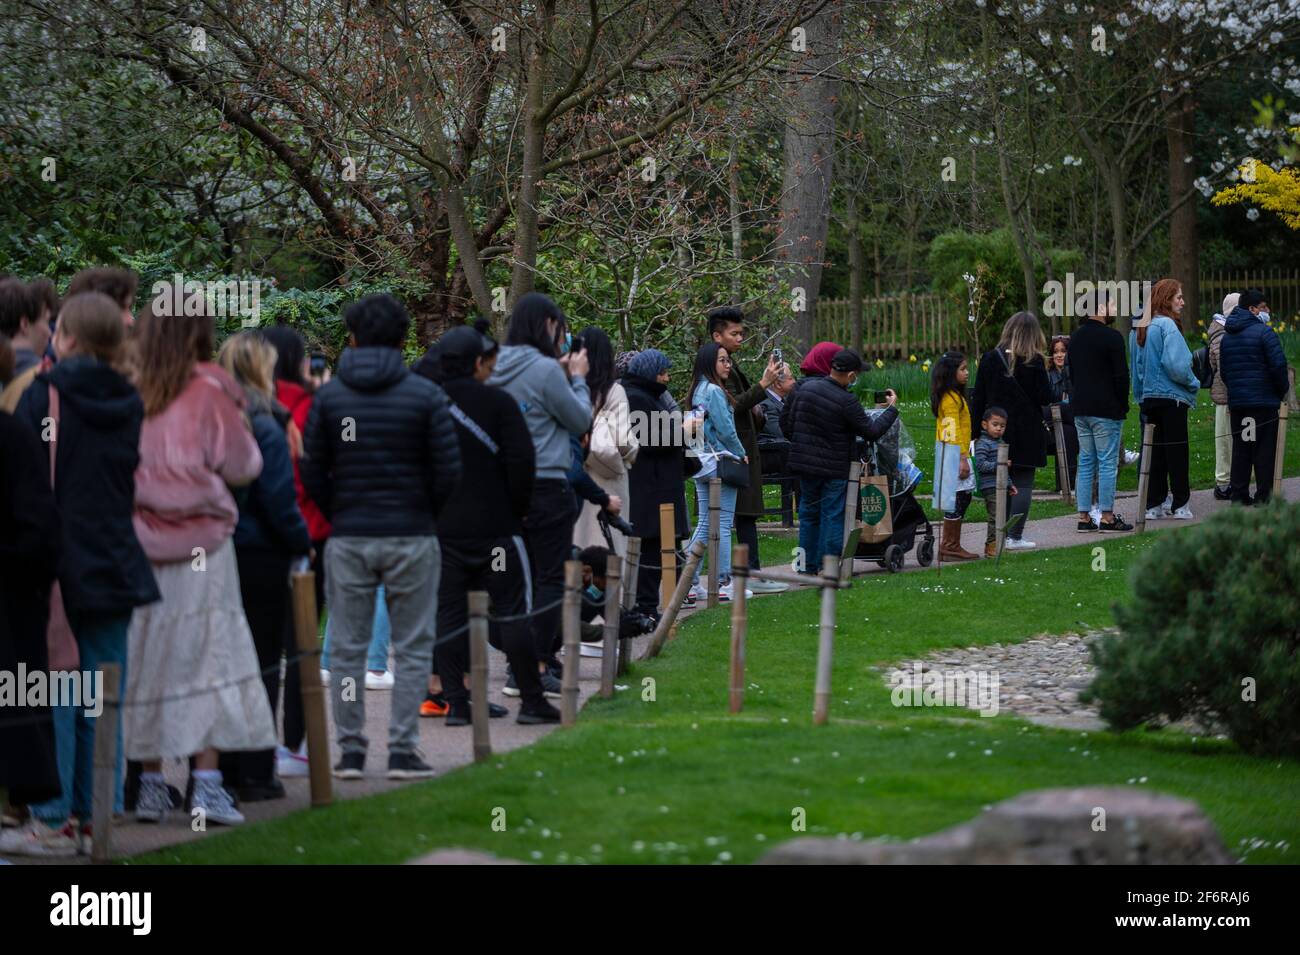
1129, 278, 1198, 520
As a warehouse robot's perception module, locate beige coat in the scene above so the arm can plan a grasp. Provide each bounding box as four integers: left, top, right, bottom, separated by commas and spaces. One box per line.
573, 381, 639, 554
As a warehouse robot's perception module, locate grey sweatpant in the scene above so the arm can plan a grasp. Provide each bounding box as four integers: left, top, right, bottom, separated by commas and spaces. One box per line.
325, 536, 440, 758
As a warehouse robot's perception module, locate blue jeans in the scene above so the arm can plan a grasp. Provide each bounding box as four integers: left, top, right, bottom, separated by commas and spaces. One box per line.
1075, 416, 1123, 512
321, 584, 391, 671
798, 477, 849, 573
32, 612, 130, 824
688, 477, 738, 586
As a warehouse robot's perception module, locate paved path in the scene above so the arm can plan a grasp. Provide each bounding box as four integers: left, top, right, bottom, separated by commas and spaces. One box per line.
12, 477, 1294, 863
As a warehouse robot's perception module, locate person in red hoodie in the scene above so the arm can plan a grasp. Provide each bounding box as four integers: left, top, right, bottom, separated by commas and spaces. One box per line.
261, 325, 330, 775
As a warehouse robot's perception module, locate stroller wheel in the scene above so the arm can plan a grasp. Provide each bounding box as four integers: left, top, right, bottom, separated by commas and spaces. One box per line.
916, 537, 935, 567
884, 544, 904, 573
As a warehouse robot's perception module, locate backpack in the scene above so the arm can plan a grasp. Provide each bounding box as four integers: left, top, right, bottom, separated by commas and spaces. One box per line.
1191, 346, 1213, 389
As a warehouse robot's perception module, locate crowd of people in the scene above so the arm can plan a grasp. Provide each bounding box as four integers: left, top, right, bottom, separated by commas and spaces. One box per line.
0, 266, 1290, 856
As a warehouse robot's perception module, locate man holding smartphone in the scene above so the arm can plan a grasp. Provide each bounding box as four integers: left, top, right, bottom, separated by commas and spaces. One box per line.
707, 306, 790, 592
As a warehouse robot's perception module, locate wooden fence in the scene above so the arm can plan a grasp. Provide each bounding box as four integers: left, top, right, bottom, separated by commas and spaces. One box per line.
812, 292, 959, 359
1201, 268, 1300, 323
814, 268, 1300, 359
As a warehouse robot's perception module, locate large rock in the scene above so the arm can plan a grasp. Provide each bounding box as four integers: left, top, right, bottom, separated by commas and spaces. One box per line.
407, 848, 525, 865
759, 787, 1234, 865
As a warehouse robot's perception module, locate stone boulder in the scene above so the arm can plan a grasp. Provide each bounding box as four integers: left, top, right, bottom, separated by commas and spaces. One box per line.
758, 787, 1234, 865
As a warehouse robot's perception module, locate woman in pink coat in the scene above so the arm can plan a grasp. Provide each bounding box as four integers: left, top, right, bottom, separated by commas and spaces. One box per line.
124, 296, 275, 827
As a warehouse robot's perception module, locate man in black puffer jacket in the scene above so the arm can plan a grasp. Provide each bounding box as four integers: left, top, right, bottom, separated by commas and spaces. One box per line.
1219, 288, 1290, 504
781, 348, 898, 573
302, 294, 461, 781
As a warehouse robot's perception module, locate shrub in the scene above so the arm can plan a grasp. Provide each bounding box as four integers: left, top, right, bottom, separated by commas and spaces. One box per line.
1083, 500, 1300, 756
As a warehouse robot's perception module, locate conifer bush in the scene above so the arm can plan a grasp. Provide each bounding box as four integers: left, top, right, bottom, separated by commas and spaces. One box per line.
1083, 500, 1300, 757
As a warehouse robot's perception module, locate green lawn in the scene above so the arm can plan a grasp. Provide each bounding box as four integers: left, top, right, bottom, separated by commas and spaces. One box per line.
142, 534, 1299, 865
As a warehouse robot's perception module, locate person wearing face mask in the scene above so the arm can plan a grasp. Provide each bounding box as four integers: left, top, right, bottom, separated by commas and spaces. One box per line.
1219, 288, 1290, 505
1207, 292, 1240, 499
784, 348, 898, 574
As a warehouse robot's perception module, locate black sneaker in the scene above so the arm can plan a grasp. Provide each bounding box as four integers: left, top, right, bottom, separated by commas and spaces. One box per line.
517, 700, 562, 724
1076, 519, 1098, 532
333, 752, 365, 780
387, 752, 436, 780
540, 671, 563, 699
501, 667, 521, 698
237, 778, 287, 803
1213, 485, 1232, 500
444, 700, 509, 726
1098, 515, 1132, 532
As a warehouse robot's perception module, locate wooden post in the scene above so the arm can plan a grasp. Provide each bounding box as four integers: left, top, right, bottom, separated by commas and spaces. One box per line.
645, 539, 706, 659
1051, 403, 1073, 504
729, 544, 748, 713
468, 591, 491, 762
91, 661, 121, 863
291, 571, 332, 807
707, 478, 721, 609
561, 560, 583, 726
599, 554, 623, 699
1135, 422, 1156, 534
658, 503, 676, 615
994, 443, 1009, 555
618, 537, 641, 677
1273, 401, 1289, 498
840, 461, 861, 582
812, 555, 839, 726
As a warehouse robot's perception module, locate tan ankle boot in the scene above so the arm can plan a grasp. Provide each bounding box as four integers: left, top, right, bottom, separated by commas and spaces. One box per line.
984, 540, 997, 558
940, 518, 980, 560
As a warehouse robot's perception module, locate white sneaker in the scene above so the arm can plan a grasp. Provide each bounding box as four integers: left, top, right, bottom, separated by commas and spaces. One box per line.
1162, 494, 1173, 515
1089, 505, 1102, 524
1171, 506, 1194, 520
718, 583, 754, 601
687, 584, 705, 602
747, 578, 789, 594
191, 775, 245, 826
1122, 449, 1140, 466
579, 643, 603, 658
276, 744, 310, 778
0, 819, 77, 857
365, 670, 395, 691
1144, 507, 1164, 521
320, 668, 330, 685
1004, 538, 1037, 550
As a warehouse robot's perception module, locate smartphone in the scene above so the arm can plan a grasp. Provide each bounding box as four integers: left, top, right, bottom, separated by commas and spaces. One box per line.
772, 347, 784, 381
874, 390, 888, 404
310, 352, 327, 376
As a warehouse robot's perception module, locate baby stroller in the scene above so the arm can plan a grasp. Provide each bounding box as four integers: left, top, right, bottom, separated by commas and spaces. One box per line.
849, 412, 935, 573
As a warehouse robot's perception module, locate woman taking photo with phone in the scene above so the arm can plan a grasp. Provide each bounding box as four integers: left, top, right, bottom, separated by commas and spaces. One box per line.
683, 342, 747, 602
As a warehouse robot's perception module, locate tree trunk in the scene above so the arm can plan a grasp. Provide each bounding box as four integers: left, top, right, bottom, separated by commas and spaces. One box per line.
510, 2, 555, 304
1166, 90, 1200, 328
847, 198, 863, 353
729, 135, 743, 302
775, 5, 841, 350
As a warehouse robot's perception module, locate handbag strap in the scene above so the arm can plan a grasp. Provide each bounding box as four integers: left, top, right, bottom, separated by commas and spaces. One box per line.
47, 382, 59, 487
449, 402, 499, 455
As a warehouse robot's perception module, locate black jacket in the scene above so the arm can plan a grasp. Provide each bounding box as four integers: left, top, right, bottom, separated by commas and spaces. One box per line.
413, 369, 535, 540
0, 412, 61, 803
782, 375, 899, 479
234, 404, 312, 556
1067, 321, 1129, 421
722, 361, 768, 517
622, 373, 689, 541
1220, 306, 1289, 408
15, 356, 159, 615
970, 350, 1053, 469
301, 347, 461, 537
